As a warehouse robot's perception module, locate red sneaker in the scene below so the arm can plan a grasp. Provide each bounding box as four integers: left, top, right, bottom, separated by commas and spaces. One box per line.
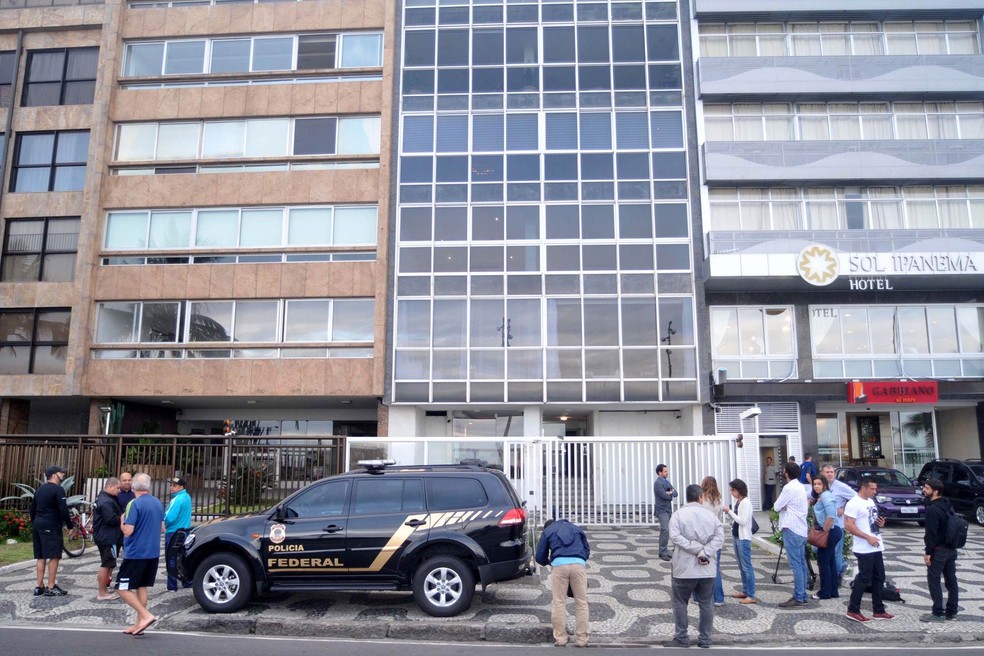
846, 612, 870, 623
872, 612, 894, 620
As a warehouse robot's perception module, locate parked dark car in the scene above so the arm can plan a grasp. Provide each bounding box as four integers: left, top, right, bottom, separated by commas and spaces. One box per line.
168, 461, 533, 616
835, 466, 925, 522
917, 459, 984, 526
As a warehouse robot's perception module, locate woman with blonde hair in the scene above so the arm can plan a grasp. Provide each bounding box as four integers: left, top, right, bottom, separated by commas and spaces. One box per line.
697, 476, 725, 606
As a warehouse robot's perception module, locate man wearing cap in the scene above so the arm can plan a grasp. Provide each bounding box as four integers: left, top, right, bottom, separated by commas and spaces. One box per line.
29, 466, 73, 596
163, 477, 192, 591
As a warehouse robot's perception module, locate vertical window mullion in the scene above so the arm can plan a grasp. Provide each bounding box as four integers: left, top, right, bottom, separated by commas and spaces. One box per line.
48, 132, 59, 192
28, 309, 39, 373
59, 49, 69, 105
38, 218, 50, 282
292, 35, 299, 71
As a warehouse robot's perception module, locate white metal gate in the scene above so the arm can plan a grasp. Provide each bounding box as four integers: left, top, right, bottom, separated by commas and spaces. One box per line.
507, 436, 736, 526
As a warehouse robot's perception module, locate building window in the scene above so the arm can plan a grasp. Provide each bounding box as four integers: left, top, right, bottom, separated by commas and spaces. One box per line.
93, 298, 374, 359
101, 204, 377, 263
23, 48, 99, 107
0, 308, 70, 374
707, 185, 984, 232
2, 217, 80, 282
710, 306, 796, 380
0, 51, 16, 106
122, 33, 383, 78
114, 117, 380, 163
810, 304, 984, 379
699, 20, 980, 57
11, 131, 89, 192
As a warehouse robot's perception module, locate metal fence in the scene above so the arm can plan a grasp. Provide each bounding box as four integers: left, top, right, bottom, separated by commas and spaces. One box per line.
508, 437, 737, 526
0, 435, 346, 519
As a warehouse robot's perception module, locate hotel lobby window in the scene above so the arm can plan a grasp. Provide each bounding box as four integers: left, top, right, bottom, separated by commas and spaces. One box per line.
710, 306, 795, 380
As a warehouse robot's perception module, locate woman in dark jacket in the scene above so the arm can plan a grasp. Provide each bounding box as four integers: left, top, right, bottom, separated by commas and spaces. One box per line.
92, 477, 124, 600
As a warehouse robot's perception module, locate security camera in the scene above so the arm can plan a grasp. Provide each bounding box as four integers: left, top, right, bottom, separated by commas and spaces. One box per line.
739, 407, 762, 420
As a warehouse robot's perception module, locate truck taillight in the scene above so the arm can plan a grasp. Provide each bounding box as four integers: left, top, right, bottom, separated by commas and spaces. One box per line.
498, 507, 526, 526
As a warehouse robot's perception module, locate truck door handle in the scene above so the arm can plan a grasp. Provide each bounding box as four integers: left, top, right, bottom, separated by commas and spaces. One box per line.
404, 519, 427, 527
323, 524, 344, 533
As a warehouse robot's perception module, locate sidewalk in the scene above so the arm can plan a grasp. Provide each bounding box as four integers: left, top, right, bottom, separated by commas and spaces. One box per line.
1, 519, 981, 646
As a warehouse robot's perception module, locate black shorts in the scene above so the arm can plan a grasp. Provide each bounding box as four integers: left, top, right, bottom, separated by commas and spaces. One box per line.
33, 527, 64, 560
98, 544, 119, 569
115, 558, 159, 591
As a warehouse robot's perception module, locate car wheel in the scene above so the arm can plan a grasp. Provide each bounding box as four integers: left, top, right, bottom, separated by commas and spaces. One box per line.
975, 503, 984, 527
412, 555, 475, 617
194, 552, 254, 613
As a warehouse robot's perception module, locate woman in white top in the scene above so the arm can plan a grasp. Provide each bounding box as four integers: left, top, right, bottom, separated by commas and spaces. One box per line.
722, 478, 757, 603
698, 476, 725, 605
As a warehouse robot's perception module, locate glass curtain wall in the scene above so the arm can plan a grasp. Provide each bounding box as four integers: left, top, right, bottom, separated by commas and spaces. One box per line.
392, 0, 696, 404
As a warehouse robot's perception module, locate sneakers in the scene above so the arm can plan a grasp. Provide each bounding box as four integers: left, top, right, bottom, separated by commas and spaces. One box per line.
920, 614, 946, 623
872, 612, 894, 620
846, 612, 870, 623
713, 602, 725, 607
43, 585, 67, 597
660, 554, 672, 562
666, 639, 690, 648
739, 597, 759, 605
777, 598, 807, 608
33, 586, 46, 597
946, 613, 957, 621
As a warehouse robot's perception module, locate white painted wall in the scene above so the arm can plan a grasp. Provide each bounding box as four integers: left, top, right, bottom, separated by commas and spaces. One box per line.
592, 410, 687, 437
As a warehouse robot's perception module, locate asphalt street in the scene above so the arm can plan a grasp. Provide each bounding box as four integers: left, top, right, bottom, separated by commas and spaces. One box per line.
2, 519, 983, 647
3, 626, 984, 655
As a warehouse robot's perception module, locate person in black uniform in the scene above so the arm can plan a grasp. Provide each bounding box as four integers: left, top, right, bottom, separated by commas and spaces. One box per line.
29, 466, 73, 596
93, 477, 124, 600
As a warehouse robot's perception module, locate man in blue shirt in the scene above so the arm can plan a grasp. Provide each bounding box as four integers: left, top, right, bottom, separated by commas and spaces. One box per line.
536, 519, 591, 648
823, 464, 856, 581
163, 477, 193, 591
116, 472, 165, 636
799, 453, 818, 484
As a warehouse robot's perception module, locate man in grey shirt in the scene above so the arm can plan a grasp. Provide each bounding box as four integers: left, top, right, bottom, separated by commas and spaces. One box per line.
668, 484, 724, 649
653, 464, 678, 561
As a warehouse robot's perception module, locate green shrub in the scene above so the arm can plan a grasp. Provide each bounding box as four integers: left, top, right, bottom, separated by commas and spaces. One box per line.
219, 460, 275, 506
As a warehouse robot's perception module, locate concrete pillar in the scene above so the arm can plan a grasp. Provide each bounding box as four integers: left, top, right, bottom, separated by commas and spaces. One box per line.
523, 405, 542, 437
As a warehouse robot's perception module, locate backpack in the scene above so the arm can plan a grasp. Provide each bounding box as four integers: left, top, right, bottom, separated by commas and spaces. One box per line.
944, 509, 969, 549
850, 576, 905, 603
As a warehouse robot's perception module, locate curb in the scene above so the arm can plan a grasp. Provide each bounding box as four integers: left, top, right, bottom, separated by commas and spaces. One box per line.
0, 559, 35, 576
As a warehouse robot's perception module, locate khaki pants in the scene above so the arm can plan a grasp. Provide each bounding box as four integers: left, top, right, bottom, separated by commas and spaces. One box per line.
550, 564, 589, 646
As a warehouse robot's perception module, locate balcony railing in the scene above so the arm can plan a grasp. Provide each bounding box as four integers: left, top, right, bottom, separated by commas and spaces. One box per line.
0, 0, 102, 8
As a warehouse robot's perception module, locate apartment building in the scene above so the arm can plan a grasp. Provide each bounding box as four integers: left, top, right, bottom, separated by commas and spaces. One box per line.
0, 0, 392, 442
694, 0, 984, 492
386, 0, 704, 462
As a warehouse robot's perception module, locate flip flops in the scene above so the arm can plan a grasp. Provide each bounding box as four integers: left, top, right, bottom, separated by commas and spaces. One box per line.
132, 617, 157, 636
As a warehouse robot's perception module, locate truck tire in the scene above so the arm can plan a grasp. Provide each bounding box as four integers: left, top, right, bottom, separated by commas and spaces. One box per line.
194, 552, 254, 613
412, 555, 475, 617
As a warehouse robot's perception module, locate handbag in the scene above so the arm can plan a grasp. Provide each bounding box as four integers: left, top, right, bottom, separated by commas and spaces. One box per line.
807, 527, 829, 549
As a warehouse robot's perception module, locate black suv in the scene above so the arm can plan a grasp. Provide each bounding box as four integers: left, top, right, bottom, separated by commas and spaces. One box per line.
168, 462, 532, 616
917, 459, 984, 526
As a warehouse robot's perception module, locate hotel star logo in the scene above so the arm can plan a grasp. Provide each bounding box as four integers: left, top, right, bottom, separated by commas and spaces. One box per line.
797, 244, 839, 286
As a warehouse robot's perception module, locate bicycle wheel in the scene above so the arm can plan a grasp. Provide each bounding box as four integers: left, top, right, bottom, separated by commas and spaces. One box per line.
63, 523, 85, 557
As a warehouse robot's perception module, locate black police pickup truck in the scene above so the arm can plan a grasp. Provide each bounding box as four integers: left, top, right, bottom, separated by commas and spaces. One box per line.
168, 462, 533, 617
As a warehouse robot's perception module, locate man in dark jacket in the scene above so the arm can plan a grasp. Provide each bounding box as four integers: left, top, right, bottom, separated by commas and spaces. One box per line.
653, 464, 678, 561
93, 477, 124, 600
535, 519, 591, 647
921, 478, 958, 622
29, 465, 73, 596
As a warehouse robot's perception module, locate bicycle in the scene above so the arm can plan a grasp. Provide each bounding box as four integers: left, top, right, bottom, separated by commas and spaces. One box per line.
63, 502, 93, 558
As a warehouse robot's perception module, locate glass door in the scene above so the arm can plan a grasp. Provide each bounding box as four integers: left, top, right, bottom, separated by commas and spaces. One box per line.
817, 414, 847, 467
891, 410, 938, 478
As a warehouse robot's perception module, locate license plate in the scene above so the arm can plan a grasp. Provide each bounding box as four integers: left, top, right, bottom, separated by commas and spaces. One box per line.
900, 507, 918, 514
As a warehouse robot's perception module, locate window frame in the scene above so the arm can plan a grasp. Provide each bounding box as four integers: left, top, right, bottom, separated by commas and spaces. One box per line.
1, 216, 81, 282
22, 47, 99, 107
11, 130, 90, 193
0, 307, 71, 374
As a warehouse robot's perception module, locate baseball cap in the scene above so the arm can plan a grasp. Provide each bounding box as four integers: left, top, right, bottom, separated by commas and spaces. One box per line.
169, 477, 186, 487
45, 466, 67, 478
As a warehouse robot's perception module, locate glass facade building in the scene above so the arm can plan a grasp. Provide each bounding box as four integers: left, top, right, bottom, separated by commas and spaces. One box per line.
392, 0, 699, 420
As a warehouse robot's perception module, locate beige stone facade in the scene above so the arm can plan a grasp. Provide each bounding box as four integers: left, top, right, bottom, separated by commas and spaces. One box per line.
0, 0, 393, 436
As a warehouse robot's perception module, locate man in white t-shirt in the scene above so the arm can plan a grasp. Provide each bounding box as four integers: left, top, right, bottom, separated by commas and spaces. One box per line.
773, 461, 809, 607
844, 476, 893, 623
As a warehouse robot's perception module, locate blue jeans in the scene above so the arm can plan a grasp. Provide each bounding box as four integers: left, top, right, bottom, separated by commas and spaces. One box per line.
733, 539, 755, 599
833, 525, 845, 576
783, 529, 808, 602
816, 526, 842, 599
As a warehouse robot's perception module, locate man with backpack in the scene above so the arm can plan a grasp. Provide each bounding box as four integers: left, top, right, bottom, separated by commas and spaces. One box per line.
921, 478, 962, 622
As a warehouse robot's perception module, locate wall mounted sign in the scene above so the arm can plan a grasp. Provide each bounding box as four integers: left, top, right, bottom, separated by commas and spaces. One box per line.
847, 380, 939, 404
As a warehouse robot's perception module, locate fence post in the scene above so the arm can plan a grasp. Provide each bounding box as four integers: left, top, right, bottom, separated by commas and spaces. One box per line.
224, 433, 233, 516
